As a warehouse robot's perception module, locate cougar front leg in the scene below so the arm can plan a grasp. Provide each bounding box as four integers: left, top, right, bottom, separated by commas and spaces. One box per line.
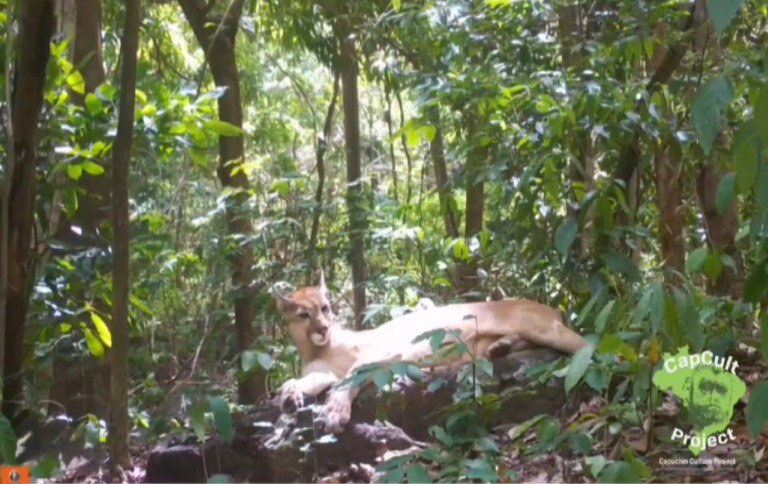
278, 361, 340, 414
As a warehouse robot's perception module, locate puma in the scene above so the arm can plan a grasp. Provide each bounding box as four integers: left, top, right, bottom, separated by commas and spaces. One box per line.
273, 273, 588, 434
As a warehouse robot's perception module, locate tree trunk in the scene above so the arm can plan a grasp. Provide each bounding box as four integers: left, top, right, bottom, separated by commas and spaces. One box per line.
109, 0, 140, 468
654, 143, 685, 275
339, 28, 367, 328
1, 0, 56, 425
458, 116, 487, 295
428, 110, 459, 239
178, 0, 265, 403
49, 0, 112, 422
307, 72, 340, 284
697, 161, 742, 297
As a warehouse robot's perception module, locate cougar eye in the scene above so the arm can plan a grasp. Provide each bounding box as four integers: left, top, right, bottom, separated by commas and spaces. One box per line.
321, 305, 330, 313
298, 312, 310, 319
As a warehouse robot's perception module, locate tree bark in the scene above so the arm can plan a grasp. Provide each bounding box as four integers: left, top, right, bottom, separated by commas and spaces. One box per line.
338, 27, 367, 328
1, 0, 56, 425
654, 143, 685, 275
307, 72, 340, 284
428, 110, 459, 239
457, 116, 487, 295
109, 0, 140, 468
49, 0, 112, 422
178, 0, 265, 403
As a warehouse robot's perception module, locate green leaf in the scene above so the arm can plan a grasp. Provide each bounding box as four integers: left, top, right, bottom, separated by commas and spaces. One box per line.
598, 461, 641, 483
597, 334, 638, 363
130, 295, 153, 315
507, 414, 546, 441
686, 247, 708, 274
67, 164, 83, 181
83, 328, 105, 358
762, 312, 768, 362
208, 474, 229, 483
190, 402, 208, 442
188, 148, 209, 168
208, 396, 233, 444
746, 381, 768, 437
707, 0, 744, 36
406, 463, 431, 483
594, 300, 615, 333
565, 344, 594, 394
66, 71, 85, 94
692, 76, 734, 155
648, 283, 665, 334
0, 414, 17, 464
744, 259, 768, 303
554, 217, 578, 257
84, 93, 103, 114
91, 312, 112, 348
31, 459, 61, 478
97, 83, 117, 101
755, 87, 768, 146
392, 0, 401, 11
203, 119, 243, 137
421, 125, 437, 142
735, 142, 757, 193
715, 172, 736, 214
81, 160, 105, 176
373, 369, 391, 389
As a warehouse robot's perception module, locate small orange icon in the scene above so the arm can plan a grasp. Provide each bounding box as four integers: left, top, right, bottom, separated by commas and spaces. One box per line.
0, 466, 30, 484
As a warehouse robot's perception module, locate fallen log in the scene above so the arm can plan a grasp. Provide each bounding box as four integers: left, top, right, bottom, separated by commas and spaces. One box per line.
146, 348, 578, 482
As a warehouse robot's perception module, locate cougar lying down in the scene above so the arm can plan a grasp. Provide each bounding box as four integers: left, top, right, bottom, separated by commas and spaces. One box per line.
274, 273, 587, 434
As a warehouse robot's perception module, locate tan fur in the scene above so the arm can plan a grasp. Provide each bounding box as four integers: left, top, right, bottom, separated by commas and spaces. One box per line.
274, 279, 588, 433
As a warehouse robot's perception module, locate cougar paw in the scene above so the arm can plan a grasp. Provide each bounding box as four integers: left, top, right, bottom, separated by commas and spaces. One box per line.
322, 392, 352, 434
487, 338, 513, 360
278, 379, 304, 414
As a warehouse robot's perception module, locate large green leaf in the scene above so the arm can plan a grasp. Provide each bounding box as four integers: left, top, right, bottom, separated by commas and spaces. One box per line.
83, 327, 105, 358
707, 0, 744, 36
735, 142, 757, 193
90, 312, 112, 348
692, 76, 734, 154
685, 247, 708, 274
744, 259, 768, 303
715, 172, 736, 214
565, 344, 594, 394
554, 217, 577, 257
755, 87, 768, 145
203, 119, 243, 137
0, 414, 17, 464
208, 397, 233, 444
746, 381, 768, 437
190, 401, 208, 442
598, 461, 641, 483
406, 463, 431, 483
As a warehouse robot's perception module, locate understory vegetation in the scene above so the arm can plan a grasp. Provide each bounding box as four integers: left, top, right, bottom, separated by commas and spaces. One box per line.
0, 0, 767, 481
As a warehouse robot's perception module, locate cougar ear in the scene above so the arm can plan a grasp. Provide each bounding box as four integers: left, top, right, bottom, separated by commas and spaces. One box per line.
273, 287, 294, 312
318, 269, 328, 296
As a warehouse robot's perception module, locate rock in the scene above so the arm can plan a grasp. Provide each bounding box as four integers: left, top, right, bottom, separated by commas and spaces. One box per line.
146, 348, 577, 482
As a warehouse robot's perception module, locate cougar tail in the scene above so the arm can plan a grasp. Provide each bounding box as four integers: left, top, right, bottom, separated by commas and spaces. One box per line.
520, 316, 589, 354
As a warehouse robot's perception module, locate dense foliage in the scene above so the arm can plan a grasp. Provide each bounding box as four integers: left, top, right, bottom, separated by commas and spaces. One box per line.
0, 0, 767, 481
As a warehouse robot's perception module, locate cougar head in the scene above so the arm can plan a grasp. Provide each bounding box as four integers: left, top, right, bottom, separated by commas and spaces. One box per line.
274, 271, 334, 347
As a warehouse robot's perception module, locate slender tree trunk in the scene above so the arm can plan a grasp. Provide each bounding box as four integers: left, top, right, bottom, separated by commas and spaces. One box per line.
0, 0, 16, 402
1, 0, 55, 425
338, 28, 367, 328
109, 0, 140, 468
651, 23, 686, 278
307, 72, 340, 284
428, 111, 459, 239
458, 116, 487, 295
178, 0, 265, 403
49, 0, 112, 421
654, 143, 685, 275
